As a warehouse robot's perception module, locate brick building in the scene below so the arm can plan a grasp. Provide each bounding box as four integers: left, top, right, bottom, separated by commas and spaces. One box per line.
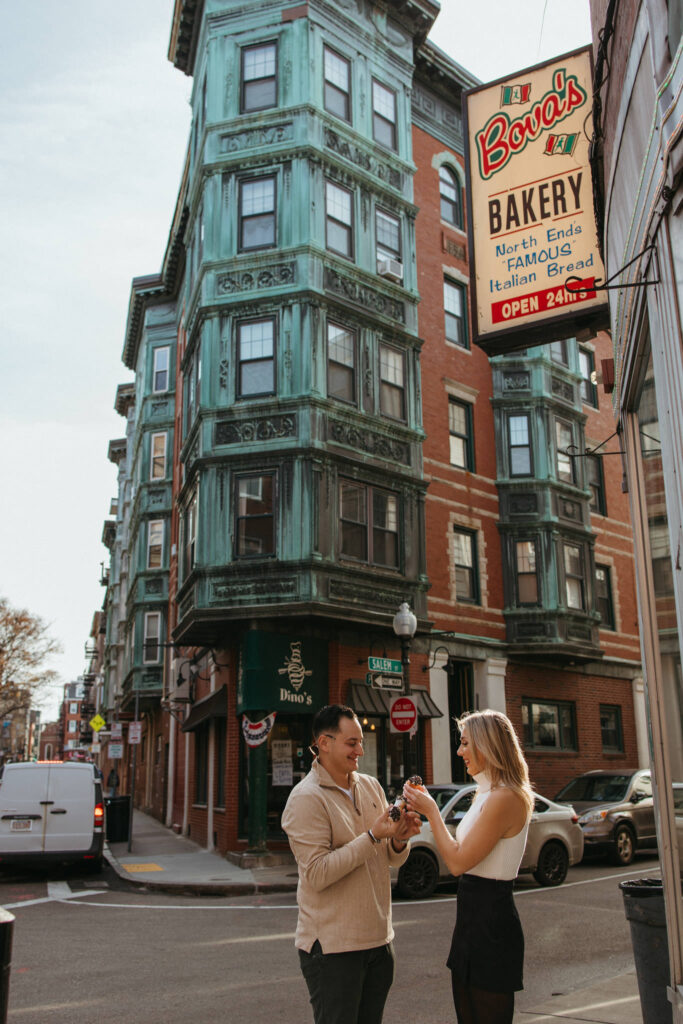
95, 0, 644, 857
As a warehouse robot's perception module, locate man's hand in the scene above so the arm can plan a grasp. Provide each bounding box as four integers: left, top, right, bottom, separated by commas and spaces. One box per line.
392, 809, 421, 842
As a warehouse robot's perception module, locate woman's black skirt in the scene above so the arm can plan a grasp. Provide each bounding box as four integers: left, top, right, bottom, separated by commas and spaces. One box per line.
447, 874, 524, 993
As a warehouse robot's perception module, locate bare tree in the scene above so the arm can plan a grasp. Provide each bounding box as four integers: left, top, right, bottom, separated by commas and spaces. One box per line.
0, 598, 62, 719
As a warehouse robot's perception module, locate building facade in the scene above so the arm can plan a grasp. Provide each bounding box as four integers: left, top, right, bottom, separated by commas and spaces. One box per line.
95, 0, 643, 860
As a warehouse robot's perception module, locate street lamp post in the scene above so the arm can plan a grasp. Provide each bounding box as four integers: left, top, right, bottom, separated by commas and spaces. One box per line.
393, 602, 418, 777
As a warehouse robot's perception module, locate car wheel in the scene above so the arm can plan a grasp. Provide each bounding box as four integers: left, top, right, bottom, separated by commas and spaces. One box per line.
397, 849, 439, 899
533, 840, 569, 887
609, 824, 635, 866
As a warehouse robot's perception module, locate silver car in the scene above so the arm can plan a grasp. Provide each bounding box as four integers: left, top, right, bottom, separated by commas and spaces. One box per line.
393, 784, 584, 898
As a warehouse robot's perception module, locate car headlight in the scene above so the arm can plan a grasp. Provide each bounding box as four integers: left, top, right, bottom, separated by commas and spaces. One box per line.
579, 809, 609, 824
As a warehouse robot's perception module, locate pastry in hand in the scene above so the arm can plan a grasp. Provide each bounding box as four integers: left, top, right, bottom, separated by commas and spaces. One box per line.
388, 775, 424, 820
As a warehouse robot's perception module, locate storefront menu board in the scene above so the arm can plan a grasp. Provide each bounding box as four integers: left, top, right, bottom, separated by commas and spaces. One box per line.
464, 47, 609, 355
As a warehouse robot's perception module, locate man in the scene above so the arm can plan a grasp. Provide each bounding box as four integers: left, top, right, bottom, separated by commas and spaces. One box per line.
282, 704, 421, 1024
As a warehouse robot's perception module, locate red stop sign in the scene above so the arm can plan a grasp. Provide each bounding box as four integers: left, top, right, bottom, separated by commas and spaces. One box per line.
390, 695, 418, 733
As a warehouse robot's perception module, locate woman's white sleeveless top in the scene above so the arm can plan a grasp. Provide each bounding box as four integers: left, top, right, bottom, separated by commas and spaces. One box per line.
455, 772, 530, 880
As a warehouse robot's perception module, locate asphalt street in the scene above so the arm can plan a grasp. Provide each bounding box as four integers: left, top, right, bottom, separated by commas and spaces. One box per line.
0, 853, 658, 1023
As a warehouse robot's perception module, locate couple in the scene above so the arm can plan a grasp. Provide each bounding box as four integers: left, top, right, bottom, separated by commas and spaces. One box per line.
282, 704, 533, 1024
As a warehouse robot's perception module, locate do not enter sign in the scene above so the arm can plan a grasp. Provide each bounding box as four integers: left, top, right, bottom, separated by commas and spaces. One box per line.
389, 695, 418, 735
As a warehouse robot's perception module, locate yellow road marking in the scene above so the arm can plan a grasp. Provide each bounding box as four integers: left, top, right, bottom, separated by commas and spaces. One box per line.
121, 863, 164, 873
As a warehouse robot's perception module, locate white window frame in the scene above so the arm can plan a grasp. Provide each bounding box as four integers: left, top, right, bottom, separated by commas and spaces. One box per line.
150, 432, 167, 481
153, 346, 170, 393
143, 612, 161, 665
147, 520, 164, 569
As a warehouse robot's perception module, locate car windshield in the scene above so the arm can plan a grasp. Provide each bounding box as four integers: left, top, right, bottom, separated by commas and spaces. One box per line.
555, 774, 631, 803
428, 786, 468, 810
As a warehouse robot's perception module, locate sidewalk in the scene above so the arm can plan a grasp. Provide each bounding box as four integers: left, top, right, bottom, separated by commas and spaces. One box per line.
106, 809, 643, 1024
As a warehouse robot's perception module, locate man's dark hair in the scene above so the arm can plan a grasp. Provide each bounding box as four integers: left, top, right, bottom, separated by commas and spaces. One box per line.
312, 704, 357, 741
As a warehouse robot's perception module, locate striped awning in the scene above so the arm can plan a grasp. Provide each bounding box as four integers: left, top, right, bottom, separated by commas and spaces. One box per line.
349, 682, 443, 719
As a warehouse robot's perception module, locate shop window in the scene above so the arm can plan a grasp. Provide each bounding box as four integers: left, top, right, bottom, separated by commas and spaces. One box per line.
327, 321, 356, 404
587, 455, 607, 515
595, 564, 615, 629
239, 176, 276, 251
555, 419, 576, 483
516, 539, 538, 604
600, 704, 624, 752
194, 723, 209, 805
522, 698, 577, 750
241, 41, 277, 112
508, 413, 532, 475
339, 480, 399, 568
143, 612, 161, 664
237, 317, 275, 397
379, 345, 405, 420
444, 278, 468, 348
439, 165, 463, 228
147, 520, 163, 569
448, 398, 474, 470
453, 528, 478, 602
150, 432, 167, 480
579, 346, 598, 406
564, 543, 585, 609
324, 46, 351, 122
236, 474, 275, 557
325, 181, 354, 259
372, 79, 397, 150
153, 346, 170, 393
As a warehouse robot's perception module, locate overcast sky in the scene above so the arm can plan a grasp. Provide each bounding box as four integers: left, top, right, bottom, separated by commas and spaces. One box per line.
0, 0, 591, 721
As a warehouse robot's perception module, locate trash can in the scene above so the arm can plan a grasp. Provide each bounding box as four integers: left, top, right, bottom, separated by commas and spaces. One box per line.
619, 878, 671, 1024
104, 795, 131, 844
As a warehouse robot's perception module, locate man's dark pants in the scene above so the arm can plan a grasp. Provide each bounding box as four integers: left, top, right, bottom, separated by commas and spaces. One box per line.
298, 940, 395, 1024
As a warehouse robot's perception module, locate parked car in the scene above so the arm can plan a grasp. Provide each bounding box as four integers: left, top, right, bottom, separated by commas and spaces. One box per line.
392, 783, 584, 898
0, 761, 105, 871
554, 769, 656, 866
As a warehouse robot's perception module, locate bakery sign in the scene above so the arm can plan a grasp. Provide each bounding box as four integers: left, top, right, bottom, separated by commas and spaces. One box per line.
464, 47, 609, 355
238, 631, 328, 714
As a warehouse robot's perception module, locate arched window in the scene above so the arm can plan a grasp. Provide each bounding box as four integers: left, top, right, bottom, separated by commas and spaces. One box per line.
439, 165, 463, 228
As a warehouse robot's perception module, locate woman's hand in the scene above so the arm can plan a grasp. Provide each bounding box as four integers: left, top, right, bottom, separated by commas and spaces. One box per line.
403, 781, 439, 821
392, 809, 422, 843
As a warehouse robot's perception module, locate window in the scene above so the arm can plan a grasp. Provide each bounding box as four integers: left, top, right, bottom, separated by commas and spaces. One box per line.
184, 340, 202, 437
516, 540, 538, 604
522, 699, 577, 750
147, 520, 163, 569
195, 723, 209, 804
241, 42, 277, 112
444, 279, 467, 348
326, 181, 353, 258
143, 612, 161, 664
600, 704, 624, 752
453, 528, 478, 602
236, 474, 275, 557
508, 414, 532, 475
595, 564, 615, 629
239, 176, 276, 250
153, 347, 170, 393
564, 543, 585, 609
376, 209, 401, 264
555, 420, 575, 483
68, 720, 77, 734
69, 702, 78, 715
372, 80, 397, 150
150, 433, 166, 481
439, 165, 462, 228
448, 399, 474, 470
379, 345, 405, 420
327, 322, 356, 404
587, 455, 606, 514
550, 340, 568, 365
238, 318, 275, 396
339, 481, 399, 568
324, 46, 350, 121
181, 491, 198, 582
579, 346, 598, 406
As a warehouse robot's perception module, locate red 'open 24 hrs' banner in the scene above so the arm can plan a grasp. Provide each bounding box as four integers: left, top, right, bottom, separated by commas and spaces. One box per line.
491, 278, 596, 323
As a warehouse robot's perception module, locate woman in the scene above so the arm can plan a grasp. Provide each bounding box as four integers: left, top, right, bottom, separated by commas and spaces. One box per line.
403, 709, 534, 1024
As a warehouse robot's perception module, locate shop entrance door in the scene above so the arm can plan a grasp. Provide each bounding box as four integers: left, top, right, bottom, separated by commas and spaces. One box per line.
448, 662, 474, 782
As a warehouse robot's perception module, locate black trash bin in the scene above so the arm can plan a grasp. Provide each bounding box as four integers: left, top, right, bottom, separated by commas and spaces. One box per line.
620, 878, 671, 1024
104, 795, 131, 844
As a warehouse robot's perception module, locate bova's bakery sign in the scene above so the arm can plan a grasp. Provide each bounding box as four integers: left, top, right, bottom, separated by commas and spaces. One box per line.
464, 48, 609, 355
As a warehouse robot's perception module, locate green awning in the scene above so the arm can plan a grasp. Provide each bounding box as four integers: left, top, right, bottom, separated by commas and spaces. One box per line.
349, 682, 443, 719
181, 685, 228, 732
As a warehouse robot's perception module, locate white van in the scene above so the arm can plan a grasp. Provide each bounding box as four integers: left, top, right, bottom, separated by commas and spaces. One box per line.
0, 762, 105, 870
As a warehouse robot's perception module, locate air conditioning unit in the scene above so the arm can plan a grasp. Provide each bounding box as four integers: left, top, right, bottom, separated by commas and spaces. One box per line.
377, 258, 403, 283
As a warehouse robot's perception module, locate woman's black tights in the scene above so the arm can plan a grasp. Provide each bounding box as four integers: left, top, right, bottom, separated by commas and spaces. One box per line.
451, 975, 514, 1024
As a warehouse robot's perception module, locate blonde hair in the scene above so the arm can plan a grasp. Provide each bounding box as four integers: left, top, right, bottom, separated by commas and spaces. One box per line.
456, 709, 534, 816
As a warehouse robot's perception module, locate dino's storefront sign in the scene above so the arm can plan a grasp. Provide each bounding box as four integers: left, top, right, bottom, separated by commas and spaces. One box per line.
464, 47, 609, 354
237, 632, 328, 715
